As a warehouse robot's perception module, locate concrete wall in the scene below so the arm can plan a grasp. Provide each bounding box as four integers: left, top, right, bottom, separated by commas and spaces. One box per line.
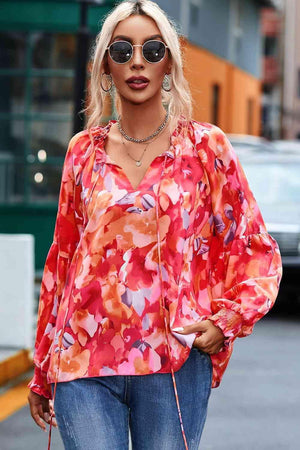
0, 234, 35, 348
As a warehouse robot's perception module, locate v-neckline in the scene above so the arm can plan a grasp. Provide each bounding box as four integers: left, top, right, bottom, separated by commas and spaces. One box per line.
96, 118, 182, 192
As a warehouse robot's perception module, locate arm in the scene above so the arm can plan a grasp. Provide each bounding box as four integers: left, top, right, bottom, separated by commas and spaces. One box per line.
27, 132, 83, 398
201, 125, 282, 342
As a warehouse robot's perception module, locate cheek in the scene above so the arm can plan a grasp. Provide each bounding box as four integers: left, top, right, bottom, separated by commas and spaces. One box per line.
156, 63, 171, 83
107, 60, 124, 81
146, 68, 167, 87
153, 62, 168, 77
110, 70, 126, 88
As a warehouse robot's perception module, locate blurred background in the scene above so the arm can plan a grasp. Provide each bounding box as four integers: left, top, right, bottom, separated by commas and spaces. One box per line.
0, 1, 299, 449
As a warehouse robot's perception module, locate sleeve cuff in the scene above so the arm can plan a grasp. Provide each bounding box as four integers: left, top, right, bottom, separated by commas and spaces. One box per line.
209, 307, 243, 340
27, 366, 52, 399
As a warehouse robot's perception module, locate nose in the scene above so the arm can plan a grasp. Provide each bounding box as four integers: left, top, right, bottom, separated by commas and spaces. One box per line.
130, 45, 145, 68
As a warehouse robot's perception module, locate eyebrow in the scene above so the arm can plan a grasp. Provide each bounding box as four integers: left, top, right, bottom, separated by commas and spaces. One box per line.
111, 34, 164, 43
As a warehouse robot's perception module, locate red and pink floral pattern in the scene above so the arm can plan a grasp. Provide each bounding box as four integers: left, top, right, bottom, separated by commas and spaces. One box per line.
28, 117, 282, 400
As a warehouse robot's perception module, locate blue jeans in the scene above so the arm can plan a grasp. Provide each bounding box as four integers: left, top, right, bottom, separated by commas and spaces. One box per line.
51, 347, 212, 450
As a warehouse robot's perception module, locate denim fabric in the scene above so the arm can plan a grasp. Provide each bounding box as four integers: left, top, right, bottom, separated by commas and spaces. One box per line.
51, 347, 212, 450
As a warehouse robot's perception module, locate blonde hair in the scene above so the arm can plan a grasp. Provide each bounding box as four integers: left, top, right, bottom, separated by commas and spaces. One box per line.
82, 0, 194, 141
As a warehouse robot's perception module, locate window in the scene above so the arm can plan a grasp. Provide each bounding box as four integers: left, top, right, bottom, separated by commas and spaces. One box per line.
189, 0, 203, 27
230, 0, 244, 63
235, 0, 243, 28
0, 31, 76, 204
190, 4, 199, 27
211, 83, 220, 126
247, 98, 254, 135
264, 36, 278, 57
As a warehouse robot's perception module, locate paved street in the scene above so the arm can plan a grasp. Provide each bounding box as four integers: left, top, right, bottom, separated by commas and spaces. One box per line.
1, 312, 299, 450
201, 312, 300, 450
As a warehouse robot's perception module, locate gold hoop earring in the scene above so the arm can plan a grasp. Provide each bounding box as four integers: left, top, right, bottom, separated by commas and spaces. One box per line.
100, 73, 113, 92
162, 74, 172, 92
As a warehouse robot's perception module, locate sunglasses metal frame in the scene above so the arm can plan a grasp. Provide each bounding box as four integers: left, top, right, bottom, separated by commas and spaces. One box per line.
106, 40, 169, 64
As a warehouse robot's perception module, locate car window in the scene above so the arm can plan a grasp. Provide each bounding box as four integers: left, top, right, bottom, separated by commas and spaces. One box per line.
240, 163, 300, 204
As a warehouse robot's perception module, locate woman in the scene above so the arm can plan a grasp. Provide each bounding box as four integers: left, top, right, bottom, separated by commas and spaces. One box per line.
27, 1, 282, 449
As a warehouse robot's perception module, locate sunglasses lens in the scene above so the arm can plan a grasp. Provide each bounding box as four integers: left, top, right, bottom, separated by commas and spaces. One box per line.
143, 41, 166, 62
109, 42, 132, 63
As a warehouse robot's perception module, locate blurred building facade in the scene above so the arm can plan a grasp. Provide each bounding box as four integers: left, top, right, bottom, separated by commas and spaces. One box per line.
159, 0, 277, 135
0, 0, 278, 270
260, 0, 300, 140
261, 5, 283, 139
0, 0, 115, 270
281, 0, 300, 139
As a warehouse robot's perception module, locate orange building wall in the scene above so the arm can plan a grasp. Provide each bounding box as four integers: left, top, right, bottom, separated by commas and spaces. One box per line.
183, 41, 262, 135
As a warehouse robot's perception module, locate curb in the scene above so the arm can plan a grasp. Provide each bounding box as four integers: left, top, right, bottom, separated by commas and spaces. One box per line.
0, 349, 33, 386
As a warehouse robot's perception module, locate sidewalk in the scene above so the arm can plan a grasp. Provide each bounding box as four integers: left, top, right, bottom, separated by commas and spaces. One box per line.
0, 348, 33, 387
0, 348, 34, 423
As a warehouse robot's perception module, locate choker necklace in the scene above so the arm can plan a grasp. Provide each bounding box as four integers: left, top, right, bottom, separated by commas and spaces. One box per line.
120, 120, 168, 167
117, 109, 169, 143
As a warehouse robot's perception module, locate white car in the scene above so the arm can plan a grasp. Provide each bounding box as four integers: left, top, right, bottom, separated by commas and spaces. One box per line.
272, 140, 300, 153
229, 143, 300, 273
227, 134, 275, 152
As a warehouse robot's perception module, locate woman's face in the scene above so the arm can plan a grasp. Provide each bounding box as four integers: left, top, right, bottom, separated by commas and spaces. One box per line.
105, 14, 172, 105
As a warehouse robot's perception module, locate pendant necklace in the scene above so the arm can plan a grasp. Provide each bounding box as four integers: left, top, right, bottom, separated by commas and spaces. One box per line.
119, 113, 170, 167
121, 120, 169, 167
121, 136, 151, 167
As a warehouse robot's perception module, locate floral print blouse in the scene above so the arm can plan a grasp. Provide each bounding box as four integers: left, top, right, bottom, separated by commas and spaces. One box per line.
28, 117, 282, 411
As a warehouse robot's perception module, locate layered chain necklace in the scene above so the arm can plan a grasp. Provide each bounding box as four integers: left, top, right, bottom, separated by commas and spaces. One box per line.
117, 110, 170, 167
117, 109, 169, 143
120, 137, 152, 167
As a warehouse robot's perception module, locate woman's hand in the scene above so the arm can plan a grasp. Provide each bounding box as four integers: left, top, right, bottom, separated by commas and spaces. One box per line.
172, 320, 226, 354
28, 390, 57, 431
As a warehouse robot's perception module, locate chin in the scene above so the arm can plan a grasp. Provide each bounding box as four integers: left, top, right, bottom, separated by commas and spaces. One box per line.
122, 86, 162, 105
120, 92, 154, 106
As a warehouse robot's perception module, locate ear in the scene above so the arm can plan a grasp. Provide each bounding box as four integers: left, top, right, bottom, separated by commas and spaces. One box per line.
166, 57, 172, 75
166, 48, 172, 74
103, 52, 110, 75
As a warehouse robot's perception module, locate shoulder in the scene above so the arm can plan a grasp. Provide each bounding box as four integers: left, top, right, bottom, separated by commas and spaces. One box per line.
190, 120, 228, 145
66, 124, 109, 160
189, 120, 236, 165
62, 124, 110, 181
67, 127, 94, 155
69, 129, 89, 149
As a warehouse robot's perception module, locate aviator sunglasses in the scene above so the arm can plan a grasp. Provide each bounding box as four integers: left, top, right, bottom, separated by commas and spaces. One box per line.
106, 40, 169, 64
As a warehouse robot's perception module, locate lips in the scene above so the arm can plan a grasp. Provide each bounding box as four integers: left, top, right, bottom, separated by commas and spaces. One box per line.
126, 76, 149, 83
126, 76, 150, 90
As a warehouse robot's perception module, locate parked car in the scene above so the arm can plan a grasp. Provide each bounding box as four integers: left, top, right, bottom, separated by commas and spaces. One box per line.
227, 133, 275, 152
272, 139, 300, 153
229, 143, 300, 287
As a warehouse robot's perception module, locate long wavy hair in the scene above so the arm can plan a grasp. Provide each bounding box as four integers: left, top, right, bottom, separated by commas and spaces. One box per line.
81, 0, 194, 142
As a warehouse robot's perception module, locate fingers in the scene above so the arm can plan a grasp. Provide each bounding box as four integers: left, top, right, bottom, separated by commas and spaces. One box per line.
172, 320, 226, 354
194, 334, 225, 354
172, 320, 209, 335
50, 413, 58, 428
33, 406, 58, 430
199, 339, 225, 354
196, 343, 223, 354
31, 403, 47, 432
49, 399, 54, 415
29, 396, 58, 431
44, 412, 58, 428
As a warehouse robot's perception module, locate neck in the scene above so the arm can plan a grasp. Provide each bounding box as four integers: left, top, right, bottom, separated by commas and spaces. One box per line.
117, 97, 169, 139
